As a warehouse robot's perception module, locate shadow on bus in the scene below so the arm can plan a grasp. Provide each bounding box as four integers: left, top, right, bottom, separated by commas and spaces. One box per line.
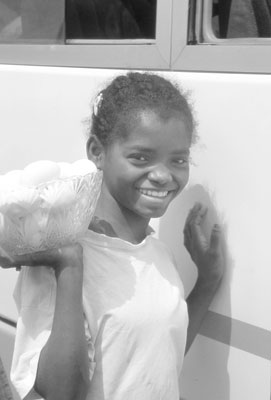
158, 183, 233, 400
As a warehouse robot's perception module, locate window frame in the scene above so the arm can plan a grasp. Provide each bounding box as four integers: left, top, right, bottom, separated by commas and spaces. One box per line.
1, 0, 271, 74
201, 0, 271, 45
0, 0, 172, 70
172, 0, 271, 74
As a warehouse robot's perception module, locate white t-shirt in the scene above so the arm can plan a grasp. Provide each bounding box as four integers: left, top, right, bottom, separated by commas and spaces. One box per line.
11, 230, 188, 400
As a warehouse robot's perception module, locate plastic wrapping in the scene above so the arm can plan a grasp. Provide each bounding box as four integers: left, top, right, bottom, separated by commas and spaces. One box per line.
0, 161, 102, 257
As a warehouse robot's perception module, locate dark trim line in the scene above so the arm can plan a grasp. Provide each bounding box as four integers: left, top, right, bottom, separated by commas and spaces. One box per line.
1, 310, 270, 360
0, 315, 17, 329
199, 310, 271, 360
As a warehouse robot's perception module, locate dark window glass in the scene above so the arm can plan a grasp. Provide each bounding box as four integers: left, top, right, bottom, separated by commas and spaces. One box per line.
66, 0, 157, 40
212, 0, 271, 38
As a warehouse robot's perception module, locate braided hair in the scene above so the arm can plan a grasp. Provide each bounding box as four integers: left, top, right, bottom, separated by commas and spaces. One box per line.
90, 72, 196, 146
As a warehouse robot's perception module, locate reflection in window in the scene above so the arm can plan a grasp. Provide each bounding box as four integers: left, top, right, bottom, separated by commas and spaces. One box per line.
66, 0, 157, 40
212, 0, 271, 38
0, 0, 64, 43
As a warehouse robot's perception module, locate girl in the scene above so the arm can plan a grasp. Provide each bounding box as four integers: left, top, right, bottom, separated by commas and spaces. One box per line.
3, 72, 223, 400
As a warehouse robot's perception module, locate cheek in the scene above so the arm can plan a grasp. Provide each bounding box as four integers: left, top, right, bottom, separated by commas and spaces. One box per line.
103, 170, 132, 194
176, 169, 190, 191
184, 169, 190, 185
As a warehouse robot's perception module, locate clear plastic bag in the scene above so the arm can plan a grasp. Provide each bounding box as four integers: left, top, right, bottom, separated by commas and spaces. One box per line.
0, 170, 102, 257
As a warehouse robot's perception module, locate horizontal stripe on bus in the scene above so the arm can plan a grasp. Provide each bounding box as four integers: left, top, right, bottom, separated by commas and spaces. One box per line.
0, 314, 16, 329
1, 311, 270, 360
199, 310, 271, 360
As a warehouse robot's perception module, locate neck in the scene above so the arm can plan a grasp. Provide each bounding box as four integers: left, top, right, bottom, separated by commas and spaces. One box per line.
92, 188, 150, 244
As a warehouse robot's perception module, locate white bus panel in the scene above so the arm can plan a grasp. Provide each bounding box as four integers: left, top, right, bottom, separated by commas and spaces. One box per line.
0, 65, 270, 399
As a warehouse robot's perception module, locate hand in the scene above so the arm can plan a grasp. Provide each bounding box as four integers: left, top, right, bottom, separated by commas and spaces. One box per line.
0, 243, 83, 276
183, 202, 224, 286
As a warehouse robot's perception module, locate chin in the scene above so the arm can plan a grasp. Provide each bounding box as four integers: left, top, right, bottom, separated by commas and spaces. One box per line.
150, 211, 167, 218
140, 207, 168, 219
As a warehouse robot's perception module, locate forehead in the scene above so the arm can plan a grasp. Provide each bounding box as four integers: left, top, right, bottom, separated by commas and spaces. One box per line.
120, 110, 192, 150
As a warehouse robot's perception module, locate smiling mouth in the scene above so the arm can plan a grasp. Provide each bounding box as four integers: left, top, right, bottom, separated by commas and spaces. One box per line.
138, 188, 170, 198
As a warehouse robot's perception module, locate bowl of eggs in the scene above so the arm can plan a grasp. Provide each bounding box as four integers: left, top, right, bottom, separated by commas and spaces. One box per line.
0, 159, 102, 257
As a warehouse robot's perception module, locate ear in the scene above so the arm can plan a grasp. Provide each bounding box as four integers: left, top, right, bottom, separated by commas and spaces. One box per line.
86, 135, 105, 170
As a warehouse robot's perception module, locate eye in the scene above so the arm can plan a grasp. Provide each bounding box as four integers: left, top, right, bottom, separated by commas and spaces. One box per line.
172, 157, 188, 166
128, 153, 149, 164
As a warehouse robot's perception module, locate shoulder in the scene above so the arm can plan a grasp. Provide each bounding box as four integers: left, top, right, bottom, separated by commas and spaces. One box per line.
148, 234, 175, 260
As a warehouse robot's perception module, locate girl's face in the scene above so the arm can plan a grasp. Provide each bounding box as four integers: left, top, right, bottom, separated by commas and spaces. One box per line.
100, 110, 191, 221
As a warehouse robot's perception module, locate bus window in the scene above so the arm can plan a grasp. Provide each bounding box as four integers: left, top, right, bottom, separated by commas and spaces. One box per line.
172, 1, 271, 73
0, 0, 64, 43
0, 0, 167, 69
211, 0, 271, 39
0, 0, 157, 43
66, 0, 157, 40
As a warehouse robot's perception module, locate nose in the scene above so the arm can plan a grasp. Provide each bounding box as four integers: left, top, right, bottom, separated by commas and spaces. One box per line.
148, 164, 173, 185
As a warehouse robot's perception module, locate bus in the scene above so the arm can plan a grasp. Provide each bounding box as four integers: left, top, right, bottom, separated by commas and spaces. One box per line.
0, 1, 270, 399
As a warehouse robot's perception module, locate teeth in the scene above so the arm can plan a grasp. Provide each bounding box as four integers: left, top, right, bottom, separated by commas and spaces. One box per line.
139, 189, 168, 198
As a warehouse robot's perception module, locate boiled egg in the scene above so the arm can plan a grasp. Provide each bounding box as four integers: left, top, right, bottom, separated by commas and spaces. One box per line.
22, 160, 60, 186
1, 170, 23, 188
58, 162, 74, 178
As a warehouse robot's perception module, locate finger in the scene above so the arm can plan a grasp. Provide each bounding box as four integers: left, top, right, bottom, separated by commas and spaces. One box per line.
192, 202, 204, 214
0, 262, 18, 269
183, 233, 191, 253
190, 204, 208, 235
183, 213, 192, 239
184, 202, 201, 222
183, 208, 193, 229
184, 203, 208, 247
194, 204, 208, 222
188, 202, 201, 218
183, 203, 201, 235
0, 247, 15, 264
9, 248, 58, 267
0, 255, 17, 268
209, 224, 221, 252
24, 248, 60, 266
0, 259, 21, 269
183, 221, 191, 237
190, 218, 210, 251
183, 224, 191, 241
188, 203, 208, 228
199, 204, 208, 218
13, 253, 38, 267
190, 204, 206, 229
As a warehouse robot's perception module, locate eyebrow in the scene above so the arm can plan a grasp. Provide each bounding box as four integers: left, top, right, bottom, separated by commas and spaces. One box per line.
170, 149, 190, 156
125, 146, 190, 155
126, 145, 153, 152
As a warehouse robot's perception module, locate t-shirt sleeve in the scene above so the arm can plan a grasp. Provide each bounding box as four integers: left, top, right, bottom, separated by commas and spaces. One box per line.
10, 264, 96, 400
10, 265, 56, 400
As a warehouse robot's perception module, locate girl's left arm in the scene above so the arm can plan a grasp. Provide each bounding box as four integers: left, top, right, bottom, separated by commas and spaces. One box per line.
183, 203, 224, 353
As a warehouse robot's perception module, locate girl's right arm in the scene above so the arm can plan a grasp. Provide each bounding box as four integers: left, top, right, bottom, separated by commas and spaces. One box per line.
34, 245, 90, 400
1, 245, 90, 400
